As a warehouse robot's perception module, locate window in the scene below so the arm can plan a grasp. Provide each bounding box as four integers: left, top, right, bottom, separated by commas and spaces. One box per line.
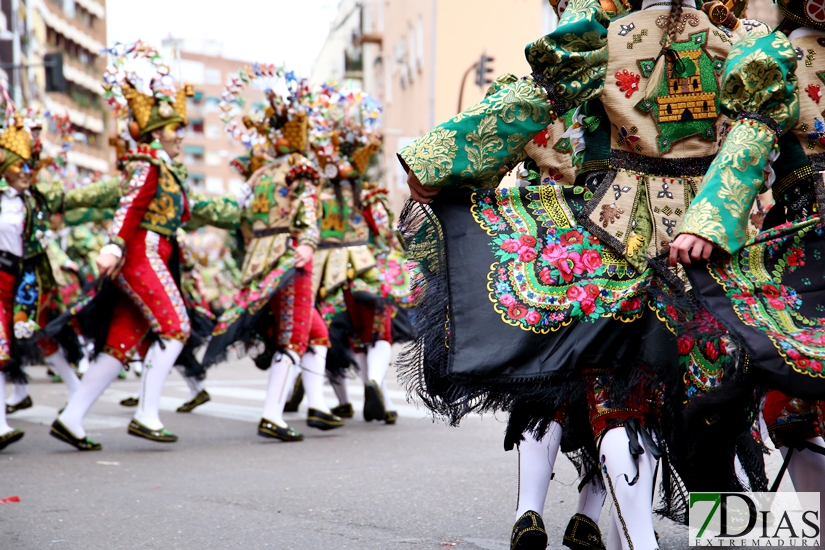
228, 178, 245, 198
205, 96, 221, 113
205, 69, 222, 85
183, 145, 205, 165
188, 173, 205, 191
205, 151, 221, 166
415, 16, 425, 72
205, 123, 221, 140
205, 177, 224, 194
189, 119, 204, 137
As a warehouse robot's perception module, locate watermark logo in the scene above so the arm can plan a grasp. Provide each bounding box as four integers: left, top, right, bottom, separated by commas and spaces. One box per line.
689, 492, 820, 547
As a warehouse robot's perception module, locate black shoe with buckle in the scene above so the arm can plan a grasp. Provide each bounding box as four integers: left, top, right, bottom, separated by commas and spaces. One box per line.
283, 375, 304, 413
257, 418, 303, 441
331, 402, 354, 418
50, 420, 101, 451
176, 390, 210, 413
0, 428, 24, 451
384, 410, 398, 424
363, 381, 386, 422
6, 395, 33, 415
127, 419, 178, 443
563, 513, 606, 550
307, 408, 344, 431
511, 510, 548, 550
120, 396, 139, 407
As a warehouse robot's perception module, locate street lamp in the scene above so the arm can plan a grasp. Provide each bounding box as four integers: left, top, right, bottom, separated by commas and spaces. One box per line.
457, 52, 495, 113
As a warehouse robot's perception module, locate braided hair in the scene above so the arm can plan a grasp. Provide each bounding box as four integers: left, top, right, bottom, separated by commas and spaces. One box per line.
664, 0, 684, 47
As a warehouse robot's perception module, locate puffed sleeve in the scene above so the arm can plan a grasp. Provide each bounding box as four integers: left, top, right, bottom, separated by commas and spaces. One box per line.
185, 191, 242, 231
63, 177, 122, 212
678, 31, 799, 254
397, 0, 607, 190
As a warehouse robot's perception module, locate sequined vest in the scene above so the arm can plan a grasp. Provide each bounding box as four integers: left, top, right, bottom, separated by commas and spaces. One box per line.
582, 7, 731, 264
139, 161, 187, 237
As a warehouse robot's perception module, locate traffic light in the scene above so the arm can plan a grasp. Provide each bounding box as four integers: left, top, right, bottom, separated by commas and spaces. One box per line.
474, 54, 495, 88
44, 53, 66, 93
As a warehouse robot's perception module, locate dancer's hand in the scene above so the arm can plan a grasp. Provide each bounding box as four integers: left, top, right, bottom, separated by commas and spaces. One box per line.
669, 234, 715, 266
294, 244, 314, 269
62, 260, 79, 272
96, 253, 119, 277
407, 171, 439, 204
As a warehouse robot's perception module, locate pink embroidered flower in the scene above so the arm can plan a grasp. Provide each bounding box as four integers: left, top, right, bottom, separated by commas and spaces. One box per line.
811, 361, 823, 373
525, 310, 542, 325
500, 294, 516, 307
518, 247, 537, 262
581, 249, 602, 273
542, 243, 567, 264
767, 298, 786, 311
580, 299, 596, 315
566, 286, 588, 303
501, 239, 521, 253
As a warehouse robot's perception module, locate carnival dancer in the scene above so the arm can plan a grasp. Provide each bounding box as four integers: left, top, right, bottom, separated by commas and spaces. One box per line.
672, 0, 825, 518
49, 42, 200, 450
398, 0, 770, 547
202, 67, 342, 442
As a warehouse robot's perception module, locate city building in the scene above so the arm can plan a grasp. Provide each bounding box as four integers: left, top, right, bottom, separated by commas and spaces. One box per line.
312, 0, 559, 214
0, 0, 109, 176
166, 38, 259, 196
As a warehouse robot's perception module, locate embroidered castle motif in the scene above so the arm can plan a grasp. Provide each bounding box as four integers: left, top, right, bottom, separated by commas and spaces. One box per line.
635, 30, 724, 152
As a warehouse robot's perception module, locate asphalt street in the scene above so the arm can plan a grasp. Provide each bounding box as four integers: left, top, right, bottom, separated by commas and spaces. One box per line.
0, 357, 792, 549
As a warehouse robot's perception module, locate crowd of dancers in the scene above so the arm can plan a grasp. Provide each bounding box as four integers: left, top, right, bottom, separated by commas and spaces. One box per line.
3, 0, 825, 548
0, 43, 413, 453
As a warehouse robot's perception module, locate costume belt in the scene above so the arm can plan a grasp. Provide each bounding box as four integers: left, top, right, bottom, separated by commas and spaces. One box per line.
0, 250, 22, 276
252, 227, 290, 238
317, 240, 370, 250
609, 149, 715, 178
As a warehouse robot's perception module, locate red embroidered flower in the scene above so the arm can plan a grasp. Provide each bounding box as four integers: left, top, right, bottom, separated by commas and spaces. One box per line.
705, 341, 720, 362
807, 83, 822, 104
787, 248, 805, 267
555, 252, 584, 282
501, 239, 521, 253
560, 230, 585, 247
581, 249, 603, 273
677, 335, 694, 355
508, 304, 527, 320
525, 310, 542, 325
666, 305, 678, 321
518, 247, 537, 262
767, 298, 786, 311
546, 168, 563, 183
482, 208, 501, 223
797, 357, 811, 370
519, 235, 537, 247
811, 361, 823, 373
762, 284, 781, 299
584, 284, 600, 299
615, 69, 640, 99
621, 297, 641, 312
566, 285, 588, 302
532, 128, 552, 147
539, 267, 556, 285
580, 299, 596, 315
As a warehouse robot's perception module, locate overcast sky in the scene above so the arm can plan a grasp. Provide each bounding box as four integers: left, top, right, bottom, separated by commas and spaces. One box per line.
105, 0, 340, 75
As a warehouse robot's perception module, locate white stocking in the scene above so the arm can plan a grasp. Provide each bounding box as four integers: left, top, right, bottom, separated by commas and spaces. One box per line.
783, 436, 825, 523
261, 351, 297, 428
380, 376, 395, 410
58, 353, 123, 438
353, 351, 368, 384
77, 337, 92, 375
600, 427, 658, 550
174, 365, 204, 400
330, 373, 350, 405
576, 470, 607, 523
46, 350, 81, 400
516, 422, 562, 518
301, 346, 331, 413
284, 363, 301, 402
7, 379, 27, 405
366, 340, 391, 385
0, 372, 12, 435
133, 338, 184, 430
